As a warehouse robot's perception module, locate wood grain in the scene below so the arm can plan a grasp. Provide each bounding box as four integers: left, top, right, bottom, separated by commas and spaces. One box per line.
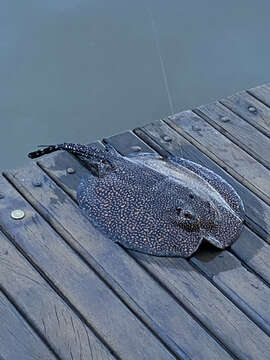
195, 101, 270, 169
0, 288, 57, 360
220, 90, 270, 137
248, 83, 270, 108
165, 110, 270, 205
0, 176, 177, 360
231, 226, 270, 285
0, 229, 116, 360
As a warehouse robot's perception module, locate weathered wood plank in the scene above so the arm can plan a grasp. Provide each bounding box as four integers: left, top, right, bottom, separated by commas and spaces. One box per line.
220, 90, 270, 138
36, 132, 270, 359
107, 131, 270, 334
0, 288, 57, 360
195, 101, 270, 169
0, 230, 116, 360
0, 177, 177, 360
134, 123, 270, 285
3, 164, 233, 360
165, 110, 270, 205
104, 131, 155, 154
248, 83, 270, 108
231, 226, 270, 285
135, 121, 270, 244
191, 249, 270, 335
134, 252, 270, 360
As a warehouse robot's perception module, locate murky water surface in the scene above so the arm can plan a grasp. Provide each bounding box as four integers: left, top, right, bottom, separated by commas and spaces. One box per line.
1, 0, 270, 169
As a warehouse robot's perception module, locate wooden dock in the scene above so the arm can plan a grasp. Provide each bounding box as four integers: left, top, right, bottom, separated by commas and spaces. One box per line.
1, 83, 270, 360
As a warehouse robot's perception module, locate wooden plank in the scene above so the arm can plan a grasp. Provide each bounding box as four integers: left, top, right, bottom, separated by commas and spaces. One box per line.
191, 249, 270, 333
106, 131, 270, 334
133, 252, 270, 360
248, 83, 270, 108
135, 122, 270, 244
35, 133, 270, 359
0, 177, 177, 360
2, 166, 233, 360
0, 289, 57, 360
0, 231, 116, 360
220, 90, 270, 138
165, 110, 270, 205
195, 101, 270, 170
190, 249, 270, 334
104, 130, 155, 155
231, 226, 270, 285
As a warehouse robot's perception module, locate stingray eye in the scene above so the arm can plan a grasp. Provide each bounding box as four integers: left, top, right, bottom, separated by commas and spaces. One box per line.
176, 207, 182, 215
183, 211, 193, 219
189, 193, 195, 200
206, 201, 212, 209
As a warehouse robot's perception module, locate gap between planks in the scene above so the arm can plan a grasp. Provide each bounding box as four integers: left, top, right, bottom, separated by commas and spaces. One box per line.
0, 206, 120, 360
222, 88, 270, 139
164, 114, 270, 207
0, 284, 62, 360
0, 286, 60, 360
192, 107, 270, 172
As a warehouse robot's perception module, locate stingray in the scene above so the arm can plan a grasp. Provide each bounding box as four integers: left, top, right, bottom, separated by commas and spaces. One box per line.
28, 142, 245, 257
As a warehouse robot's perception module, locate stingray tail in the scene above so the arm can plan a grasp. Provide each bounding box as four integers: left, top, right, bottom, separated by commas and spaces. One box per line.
28, 143, 99, 159
28, 144, 64, 159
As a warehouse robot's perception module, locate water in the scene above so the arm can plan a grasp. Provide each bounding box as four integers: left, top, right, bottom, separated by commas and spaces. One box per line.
1, 0, 270, 170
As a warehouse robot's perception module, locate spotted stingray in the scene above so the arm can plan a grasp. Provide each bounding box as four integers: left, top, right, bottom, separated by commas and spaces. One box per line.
28, 143, 244, 257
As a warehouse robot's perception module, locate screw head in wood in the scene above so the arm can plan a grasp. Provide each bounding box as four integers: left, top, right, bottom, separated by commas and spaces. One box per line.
220, 116, 230, 123
192, 125, 201, 131
67, 167, 75, 174
11, 209, 25, 220
162, 135, 172, 142
32, 180, 42, 187
130, 146, 141, 152
248, 106, 256, 113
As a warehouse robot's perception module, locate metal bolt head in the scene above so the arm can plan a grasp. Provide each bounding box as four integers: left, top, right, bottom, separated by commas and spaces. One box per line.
130, 146, 141, 152
11, 209, 25, 220
32, 180, 42, 187
162, 135, 172, 142
220, 116, 230, 123
66, 167, 75, 174
248, 106, 256, 113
